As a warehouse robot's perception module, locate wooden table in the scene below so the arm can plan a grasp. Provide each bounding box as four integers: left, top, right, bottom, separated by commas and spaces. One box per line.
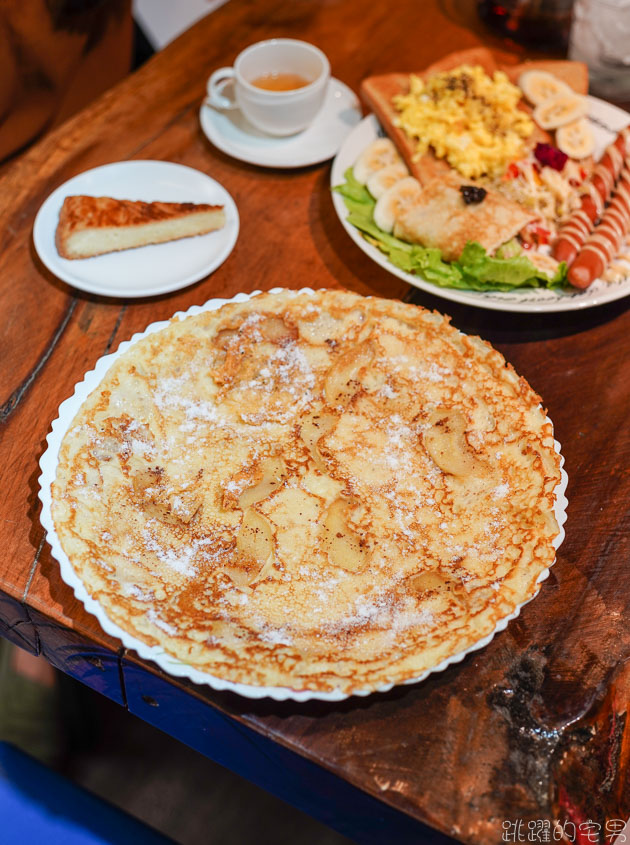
1, 1, 629, 842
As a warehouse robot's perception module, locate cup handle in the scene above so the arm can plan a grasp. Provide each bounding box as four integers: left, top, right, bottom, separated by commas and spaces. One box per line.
205, 67, 238, 109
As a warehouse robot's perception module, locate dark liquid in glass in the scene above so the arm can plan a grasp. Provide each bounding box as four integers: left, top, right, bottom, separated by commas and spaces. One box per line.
477, 1, 572, 50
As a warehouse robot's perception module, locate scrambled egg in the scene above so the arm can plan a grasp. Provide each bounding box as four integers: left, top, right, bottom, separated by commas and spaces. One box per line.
393, 65, 534, 180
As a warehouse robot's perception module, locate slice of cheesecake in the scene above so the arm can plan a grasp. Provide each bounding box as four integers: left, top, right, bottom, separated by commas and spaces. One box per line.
56, 195, 226, 259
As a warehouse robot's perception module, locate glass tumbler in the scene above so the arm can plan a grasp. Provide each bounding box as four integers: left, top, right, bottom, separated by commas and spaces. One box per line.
569, 0, 630, 99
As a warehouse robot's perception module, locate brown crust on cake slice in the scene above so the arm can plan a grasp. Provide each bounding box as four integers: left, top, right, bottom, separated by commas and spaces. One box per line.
56, 195, 226, 259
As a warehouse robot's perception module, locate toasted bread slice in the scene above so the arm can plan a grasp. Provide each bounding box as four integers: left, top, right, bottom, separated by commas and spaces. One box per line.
360, 48, 500, 183
56, 196, 226, 259
501, 59, 589, 95
360, 73, 451, 184
420, 46, 498, 79
360, 51, 588, 185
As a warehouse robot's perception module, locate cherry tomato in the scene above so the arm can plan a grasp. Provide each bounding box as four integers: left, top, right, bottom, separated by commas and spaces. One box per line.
534, 226, 550, 245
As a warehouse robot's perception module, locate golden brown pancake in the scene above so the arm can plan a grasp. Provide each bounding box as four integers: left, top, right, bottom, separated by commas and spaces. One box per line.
393, 173, 536, 261
51, 290, 562, 693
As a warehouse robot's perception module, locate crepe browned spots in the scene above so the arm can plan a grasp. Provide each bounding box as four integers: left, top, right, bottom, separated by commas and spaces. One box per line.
51, 290, 562, 693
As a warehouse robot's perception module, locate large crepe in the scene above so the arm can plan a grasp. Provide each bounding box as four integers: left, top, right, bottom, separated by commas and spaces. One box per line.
51, 290, 563, 694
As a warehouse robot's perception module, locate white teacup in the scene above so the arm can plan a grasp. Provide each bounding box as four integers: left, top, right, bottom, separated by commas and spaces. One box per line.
206, 39, 330, 136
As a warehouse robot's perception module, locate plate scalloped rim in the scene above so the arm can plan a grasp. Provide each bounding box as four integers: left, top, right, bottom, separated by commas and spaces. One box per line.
38, 288, 568, 701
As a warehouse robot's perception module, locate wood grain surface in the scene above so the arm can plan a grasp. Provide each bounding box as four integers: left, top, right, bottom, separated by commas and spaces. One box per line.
1, 1, 629, 843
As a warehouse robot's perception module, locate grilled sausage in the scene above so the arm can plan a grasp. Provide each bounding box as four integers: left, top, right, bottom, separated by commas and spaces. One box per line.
552, 127, 630, 265
568, 166, 630, 288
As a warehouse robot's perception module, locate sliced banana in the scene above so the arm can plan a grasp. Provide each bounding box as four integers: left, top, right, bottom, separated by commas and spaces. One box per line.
353, 138, 402, 185
373, 177, 422, 233
366, 162, 409, 199
533, 93, 588, 130
518, 70, 573, 106
556, 117, 595, 159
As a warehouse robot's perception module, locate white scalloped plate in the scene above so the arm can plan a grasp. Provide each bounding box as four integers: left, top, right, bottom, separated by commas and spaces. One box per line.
331, 97, 630, 313
38, 289, 568, 701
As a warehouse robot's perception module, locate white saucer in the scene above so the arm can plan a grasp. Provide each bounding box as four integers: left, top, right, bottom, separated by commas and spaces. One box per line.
199, 77, 362, 168
33, 160, 239, 298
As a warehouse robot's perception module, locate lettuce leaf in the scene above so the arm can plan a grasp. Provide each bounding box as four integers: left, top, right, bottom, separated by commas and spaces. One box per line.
333, 168, 568, 292
456, 242, 566, 291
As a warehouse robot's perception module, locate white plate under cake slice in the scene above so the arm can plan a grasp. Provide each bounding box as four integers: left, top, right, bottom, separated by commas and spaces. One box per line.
33, 160, 239, 298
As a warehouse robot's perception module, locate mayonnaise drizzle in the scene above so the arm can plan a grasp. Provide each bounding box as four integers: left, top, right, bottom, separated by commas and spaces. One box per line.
580, 169, 630, 271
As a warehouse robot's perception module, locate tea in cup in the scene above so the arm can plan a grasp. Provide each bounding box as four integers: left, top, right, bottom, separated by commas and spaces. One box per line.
206, 39, 330, 136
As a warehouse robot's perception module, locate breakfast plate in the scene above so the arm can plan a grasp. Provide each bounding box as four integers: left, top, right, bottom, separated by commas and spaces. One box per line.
33, 160, 239, 298
39, 287, 568, 701
200, 78, 362, 168
331, 97, 630, 313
